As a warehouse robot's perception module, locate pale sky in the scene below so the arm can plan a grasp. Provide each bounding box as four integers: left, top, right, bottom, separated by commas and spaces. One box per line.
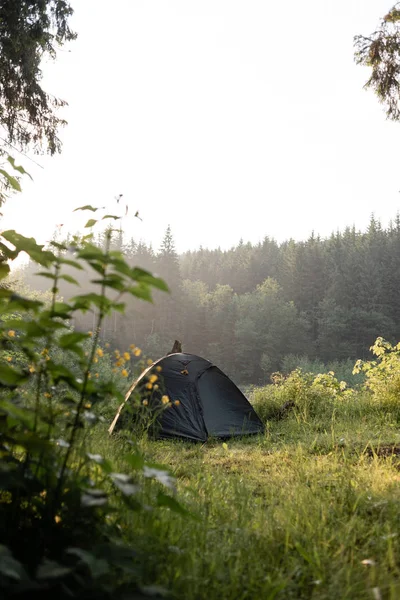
2, 0, 400, 254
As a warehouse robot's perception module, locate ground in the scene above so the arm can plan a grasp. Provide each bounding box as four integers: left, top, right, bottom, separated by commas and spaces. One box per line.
96, 391, 400, 600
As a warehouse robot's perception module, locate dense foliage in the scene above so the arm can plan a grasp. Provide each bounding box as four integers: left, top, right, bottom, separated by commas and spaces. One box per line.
355, 2, 400, 120
0, 0, 76, 155
0, 209, 189, 599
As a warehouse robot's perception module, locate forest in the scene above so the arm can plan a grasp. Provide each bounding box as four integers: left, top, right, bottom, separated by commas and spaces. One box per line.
20, 213, 400, 383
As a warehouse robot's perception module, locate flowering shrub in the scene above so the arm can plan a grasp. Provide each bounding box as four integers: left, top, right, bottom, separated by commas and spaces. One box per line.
353, 337, 400, 407
252, 368, 352, 423
0, 205, 186, 598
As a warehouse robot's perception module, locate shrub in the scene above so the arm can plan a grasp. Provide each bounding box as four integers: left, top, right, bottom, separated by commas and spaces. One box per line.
0, 207, 186, 598
252, 368, 352, 423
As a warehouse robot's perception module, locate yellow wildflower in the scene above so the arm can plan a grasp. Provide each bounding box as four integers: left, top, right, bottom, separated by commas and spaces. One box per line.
6, 356, 12, 362
147, 358, 153, 365
44, 392, 51, 398
114, 350, 121, 358
174, 400, 180, 406
40, 490, 47, 499
133, 348, 141, 357
105, 342, 110, 348
121, 369, 128, 377
54, 515, 62, 524
96, 348, 104, 357
153, 384, 159, 390
88, 331, 93, 337
123, 352, 130, 361
161, 395, 169, 405
149, 374, 158, 384
129, 344, 136, 350
156, 366, 162, 372
29, 365, 35, 373
93, 357, 98, 363
88, 373, 91, 379
85, 403, 92, 409
8, 330, 15, 338
95, 373, 99, 378
142, 400, 148, 406
146, 382, 153, 390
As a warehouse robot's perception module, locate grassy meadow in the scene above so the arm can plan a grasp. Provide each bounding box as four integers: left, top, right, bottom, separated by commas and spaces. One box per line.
91, 370, 400, 600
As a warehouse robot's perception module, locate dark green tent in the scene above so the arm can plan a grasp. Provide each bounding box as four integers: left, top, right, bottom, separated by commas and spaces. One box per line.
109, 352, 264, 442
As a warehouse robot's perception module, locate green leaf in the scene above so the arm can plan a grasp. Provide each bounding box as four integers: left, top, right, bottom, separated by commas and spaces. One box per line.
143, 466, 176, 490
35, 271, 57, 280
66, 548, 109, 579
52, 302, 73, 318
102, 214, 121, 220
131, 268, 169, 292
0, 545, 30, 582
124, 453, 145, 470
0, 242, 18, 260
0, 169, 21, 192
139, 584, 171, 597
77, 244, 104, 260
91, 275, 125, 292
81, 489, 108, 507
112, 301, 126, 313
45, 362, 83, 391
0, 364, 29, 387
73, 205, 100, 212
7, 156, 32, 179
2, 319, 46, 336
8, 294, 43, 312
59, 332, 89, 348
1, 231, 55, 266
0, 401, 33, 428
12, 433, 52, 452
49, 241, 68, 251
36, 560, 72, 580
86, 453, 113, 474
157, 492, 191, 516
71, 293, 112, 313
110, 473, 140, 496
59, 258, 84, 270
60, 396, 77, 407
60, 274, 80, 285
85, 219, 97, 228
0, 263, 10, 280
128, 284, 153, 302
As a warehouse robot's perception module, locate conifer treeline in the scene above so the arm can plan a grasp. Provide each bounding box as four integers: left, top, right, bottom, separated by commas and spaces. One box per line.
21, 215, 400, 383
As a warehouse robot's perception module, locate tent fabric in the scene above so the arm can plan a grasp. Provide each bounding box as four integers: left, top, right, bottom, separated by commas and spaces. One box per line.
109, 352, 264, 441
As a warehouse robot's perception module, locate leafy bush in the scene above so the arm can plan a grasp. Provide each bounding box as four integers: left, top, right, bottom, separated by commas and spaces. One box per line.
0, 205, 187, 598
252, 368, 352, 423
281, 354, 364, 387
354, 337, 400, 417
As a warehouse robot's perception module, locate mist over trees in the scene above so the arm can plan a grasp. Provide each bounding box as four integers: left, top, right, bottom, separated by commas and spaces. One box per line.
19, 213, 400, 384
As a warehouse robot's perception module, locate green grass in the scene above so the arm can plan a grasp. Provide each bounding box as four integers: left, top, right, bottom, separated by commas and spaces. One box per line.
92, 388, 400, 600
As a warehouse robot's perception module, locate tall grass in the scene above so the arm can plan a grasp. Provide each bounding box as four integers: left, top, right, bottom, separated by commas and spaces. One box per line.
92, 365, 400, 600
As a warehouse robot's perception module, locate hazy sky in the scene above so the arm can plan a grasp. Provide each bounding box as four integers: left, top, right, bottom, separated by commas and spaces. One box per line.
2, 0, 400, 253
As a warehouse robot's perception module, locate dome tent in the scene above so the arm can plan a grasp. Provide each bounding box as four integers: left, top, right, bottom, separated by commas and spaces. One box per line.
109, 352, 264, 442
